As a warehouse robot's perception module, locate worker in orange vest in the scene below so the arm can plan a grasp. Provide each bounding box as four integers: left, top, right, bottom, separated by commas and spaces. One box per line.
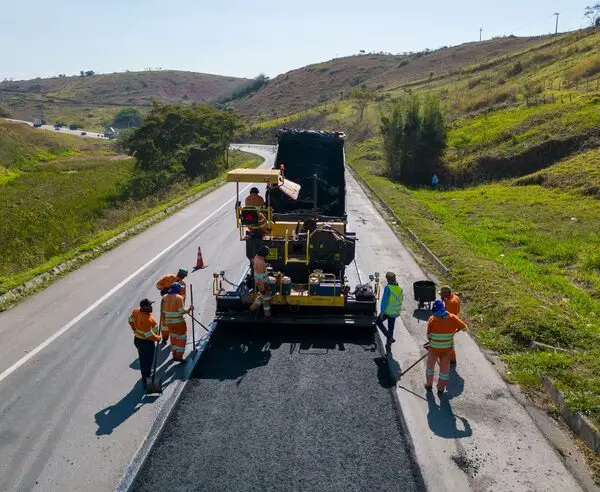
128, 299, 161, 389
440, 285, 461, 366
426, 300, 467, 394
245, 187, 265, 207
161, 282, 193, 362
156, 268, 188, 343
250, 245, 272, 318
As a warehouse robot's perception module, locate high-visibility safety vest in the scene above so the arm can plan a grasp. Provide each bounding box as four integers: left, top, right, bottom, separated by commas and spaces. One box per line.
383, 284, 403, 317
162, 294, 186, 325
128, 308, 160, 341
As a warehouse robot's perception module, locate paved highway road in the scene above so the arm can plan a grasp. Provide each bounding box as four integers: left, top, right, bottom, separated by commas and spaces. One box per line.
0, 144, 584, 491
3, 117, 107, 138
0, 145, 272, 491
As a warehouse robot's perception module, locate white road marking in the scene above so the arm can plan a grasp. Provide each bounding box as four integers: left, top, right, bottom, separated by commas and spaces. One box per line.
0, 184, 251, 385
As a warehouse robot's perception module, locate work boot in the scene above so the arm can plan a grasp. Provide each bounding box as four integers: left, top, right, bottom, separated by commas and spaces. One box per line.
161, 336, 168, 344
173, 356, 185, 363
424, 385, 433, 392
437, 388, 445, 395
449, 360, 457, 366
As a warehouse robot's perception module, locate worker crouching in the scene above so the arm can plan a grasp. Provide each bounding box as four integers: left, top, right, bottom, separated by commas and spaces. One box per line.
425, 300, 467, 394
250, 245, 272, 318
128, 299, 161, 389
376, 272, 403, 350
162, 282, 194, 362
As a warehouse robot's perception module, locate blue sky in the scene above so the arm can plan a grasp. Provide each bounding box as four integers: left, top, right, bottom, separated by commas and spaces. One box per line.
1, 0, 593, 81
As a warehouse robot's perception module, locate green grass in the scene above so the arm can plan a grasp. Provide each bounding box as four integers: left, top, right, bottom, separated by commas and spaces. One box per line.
349, 149, 600, 424
0, 148, 263, 298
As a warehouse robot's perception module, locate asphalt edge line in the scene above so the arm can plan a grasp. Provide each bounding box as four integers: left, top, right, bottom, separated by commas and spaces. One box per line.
349, 164, 599, 489
375, 332, 429, 491
115, 321, 218, 492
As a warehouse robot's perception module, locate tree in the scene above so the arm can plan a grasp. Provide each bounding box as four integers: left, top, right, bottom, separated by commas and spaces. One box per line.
111, 108, 144, 129
351, 88, 373, 122
85, 70, 95, 77
80, 71, 85, 77
584, 3, 600, 26
380, 95, 447, 184
123, 103, 242, 195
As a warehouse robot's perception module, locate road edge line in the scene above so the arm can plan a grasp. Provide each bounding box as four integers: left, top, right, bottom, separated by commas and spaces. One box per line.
115, 321, 217, 492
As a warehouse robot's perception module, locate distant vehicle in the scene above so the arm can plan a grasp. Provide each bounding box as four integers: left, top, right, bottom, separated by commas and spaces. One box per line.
104, 127, 117, 139
81, 131, 87, 136
54, 125, 61, 130
69, 124, 78, 130
33, 119, 42, 127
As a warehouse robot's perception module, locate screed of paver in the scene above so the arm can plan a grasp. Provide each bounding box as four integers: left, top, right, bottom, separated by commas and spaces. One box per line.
131, 325, 424, 492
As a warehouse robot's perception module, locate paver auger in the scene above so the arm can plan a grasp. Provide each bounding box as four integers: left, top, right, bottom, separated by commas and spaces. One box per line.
212, 129, 380, 327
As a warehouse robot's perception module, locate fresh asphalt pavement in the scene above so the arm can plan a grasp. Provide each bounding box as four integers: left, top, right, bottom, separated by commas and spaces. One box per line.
132, 325, 424, 492
0, 146, 271, 491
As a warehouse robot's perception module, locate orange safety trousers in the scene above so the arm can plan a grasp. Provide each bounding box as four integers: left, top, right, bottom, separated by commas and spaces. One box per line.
167, 321, 187, 360
426, 349, 451, 391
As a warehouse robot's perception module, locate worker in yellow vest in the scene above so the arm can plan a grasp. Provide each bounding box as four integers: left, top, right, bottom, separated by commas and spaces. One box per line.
376, 272, 403, 350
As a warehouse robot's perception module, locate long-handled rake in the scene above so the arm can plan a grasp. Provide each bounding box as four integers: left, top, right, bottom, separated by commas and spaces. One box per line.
398, 342, 430, 378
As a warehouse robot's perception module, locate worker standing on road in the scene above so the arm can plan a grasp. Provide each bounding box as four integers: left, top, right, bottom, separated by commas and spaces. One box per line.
245, 187, 265, 207
162, 282, 194, 362
128, 299, 161, 389
440, 286, 461, 366
156, 268, 188, 343
425, 299, 467, 394
376, 272, 403, 350
250, 245, 272, 318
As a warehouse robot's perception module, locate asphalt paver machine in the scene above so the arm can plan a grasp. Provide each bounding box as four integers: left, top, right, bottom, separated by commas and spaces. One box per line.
212, 129, 380, 326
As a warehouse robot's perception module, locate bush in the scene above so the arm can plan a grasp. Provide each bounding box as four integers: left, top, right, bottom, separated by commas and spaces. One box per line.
380, 94, 447, 185
566, 55, 600, 82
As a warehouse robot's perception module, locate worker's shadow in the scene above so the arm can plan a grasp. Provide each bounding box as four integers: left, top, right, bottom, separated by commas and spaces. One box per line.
446, 365, 465, 399
94, 380, 160, 436
426, 392, 472, 439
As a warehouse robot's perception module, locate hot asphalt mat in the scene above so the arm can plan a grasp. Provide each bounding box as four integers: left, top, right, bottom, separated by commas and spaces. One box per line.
131, 324, 424, 492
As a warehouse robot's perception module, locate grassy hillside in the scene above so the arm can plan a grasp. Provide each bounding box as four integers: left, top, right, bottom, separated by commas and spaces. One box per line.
0, 120, 262, 298
233, 35, 546, 120
0, 70, 249, 131
249, 28, 600, 429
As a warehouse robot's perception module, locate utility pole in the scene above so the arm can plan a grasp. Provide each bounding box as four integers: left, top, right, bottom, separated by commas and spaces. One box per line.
479, 27, 483, 42
554, 13, 560, 35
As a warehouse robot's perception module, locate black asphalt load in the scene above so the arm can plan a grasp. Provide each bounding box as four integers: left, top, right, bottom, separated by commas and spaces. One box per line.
131, 324, 424, 492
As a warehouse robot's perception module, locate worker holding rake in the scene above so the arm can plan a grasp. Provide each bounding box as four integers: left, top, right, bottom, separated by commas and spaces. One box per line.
162, 282, 194, 362
128, 299, 161, 390
156, 268, 188, 343
425, 299, 467, 394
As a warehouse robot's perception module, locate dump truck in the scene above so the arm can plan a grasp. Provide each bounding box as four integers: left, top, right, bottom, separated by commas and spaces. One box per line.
213, 129, 380, 326
125, 130, 424, 491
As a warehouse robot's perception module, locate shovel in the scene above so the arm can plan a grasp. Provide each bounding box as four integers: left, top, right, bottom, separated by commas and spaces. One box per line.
146, 341, 163, 394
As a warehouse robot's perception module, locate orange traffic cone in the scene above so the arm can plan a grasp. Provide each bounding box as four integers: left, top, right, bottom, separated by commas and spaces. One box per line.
192, 246, 207, 271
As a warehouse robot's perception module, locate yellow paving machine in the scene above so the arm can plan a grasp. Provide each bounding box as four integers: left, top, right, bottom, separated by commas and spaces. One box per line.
213, 129, 380, 326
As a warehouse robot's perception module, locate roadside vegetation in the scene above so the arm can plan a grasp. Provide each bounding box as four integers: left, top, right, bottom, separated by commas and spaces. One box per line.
0, 116, 261, 298
247, 27, 600, 428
